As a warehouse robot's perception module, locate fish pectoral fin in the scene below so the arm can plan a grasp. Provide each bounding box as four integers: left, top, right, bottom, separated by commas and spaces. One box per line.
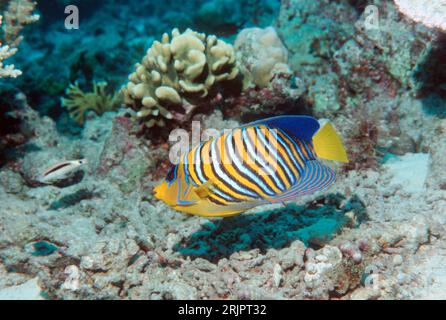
194, 181, 214, 199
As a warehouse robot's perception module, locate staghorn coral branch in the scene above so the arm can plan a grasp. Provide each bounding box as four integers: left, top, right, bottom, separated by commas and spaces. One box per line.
0, 15, 21, 78
3, 0, 40, 47
0, 0, 39, 78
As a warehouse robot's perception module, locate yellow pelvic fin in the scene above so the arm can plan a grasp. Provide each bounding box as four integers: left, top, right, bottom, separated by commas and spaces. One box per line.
194, 181, 214, 199
312, 122, 349, 163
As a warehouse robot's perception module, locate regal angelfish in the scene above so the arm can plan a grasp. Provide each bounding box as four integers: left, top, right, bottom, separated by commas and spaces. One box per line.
154, 116, 349, 217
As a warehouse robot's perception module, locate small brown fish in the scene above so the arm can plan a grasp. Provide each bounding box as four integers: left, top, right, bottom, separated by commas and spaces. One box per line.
38, 159, 88, 183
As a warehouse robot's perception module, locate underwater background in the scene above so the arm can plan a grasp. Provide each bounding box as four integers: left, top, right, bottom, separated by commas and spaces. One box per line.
0, 0, 446, 299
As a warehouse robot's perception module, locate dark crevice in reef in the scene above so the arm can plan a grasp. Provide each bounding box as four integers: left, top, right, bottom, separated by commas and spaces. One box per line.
0, 92, 30, 166
174, 193, 368, 263
48, 188, 100, 210
0, 107, 22, 155
345, 0, 370, 14
413, 34, 446, 118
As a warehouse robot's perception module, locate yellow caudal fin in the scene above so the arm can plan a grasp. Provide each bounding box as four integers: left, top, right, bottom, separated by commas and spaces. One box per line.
312, 122, 349, 163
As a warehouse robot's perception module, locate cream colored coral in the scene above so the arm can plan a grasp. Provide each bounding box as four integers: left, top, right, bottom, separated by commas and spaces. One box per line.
123, 28, 239, 128
394, 0, 446, 32
0, 15, 21, 78
0, 1, 39, 78
234, 27, 290, 88
3, 0, 40, 47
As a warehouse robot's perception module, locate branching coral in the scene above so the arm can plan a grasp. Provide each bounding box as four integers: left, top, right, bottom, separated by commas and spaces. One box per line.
2, 0, 40, 47
62, 82, 122, 125
0, 0, 39, 78
0, 19, 20, 77
122, 28, 239, 128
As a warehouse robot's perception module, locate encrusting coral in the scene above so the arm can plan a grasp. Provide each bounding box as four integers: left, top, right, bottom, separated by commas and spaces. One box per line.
394, 0, 446, 32
234, 27, 291, 89
62, 81, 122, 125
0, 0, 39, 78
122, 28, 239, 129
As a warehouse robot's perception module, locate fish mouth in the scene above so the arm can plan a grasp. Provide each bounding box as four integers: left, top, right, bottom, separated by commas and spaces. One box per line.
153, 184, 163, 199
153, 182, 171, 203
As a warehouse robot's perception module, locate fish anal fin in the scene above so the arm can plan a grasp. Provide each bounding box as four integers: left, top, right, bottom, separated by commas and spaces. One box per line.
268, 160, 336, 203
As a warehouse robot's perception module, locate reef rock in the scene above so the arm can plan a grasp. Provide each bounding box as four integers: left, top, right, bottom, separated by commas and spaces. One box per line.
0, 277, 42, 300
304, 246, 343, 291
394, 0, 446, 32
234, 26, 291, 88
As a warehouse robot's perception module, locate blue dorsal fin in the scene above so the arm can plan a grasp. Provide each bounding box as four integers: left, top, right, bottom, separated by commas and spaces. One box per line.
268, 160, 336, 203
243, 115, 320, 141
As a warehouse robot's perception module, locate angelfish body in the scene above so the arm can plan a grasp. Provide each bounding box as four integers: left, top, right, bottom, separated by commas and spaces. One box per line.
154, 116, 348, 217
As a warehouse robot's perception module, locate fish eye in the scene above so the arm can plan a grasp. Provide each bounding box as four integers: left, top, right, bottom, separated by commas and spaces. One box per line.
166, 165, 177, 182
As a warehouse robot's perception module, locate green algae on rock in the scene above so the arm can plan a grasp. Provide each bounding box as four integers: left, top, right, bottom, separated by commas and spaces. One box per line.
62, 81, 122, 125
